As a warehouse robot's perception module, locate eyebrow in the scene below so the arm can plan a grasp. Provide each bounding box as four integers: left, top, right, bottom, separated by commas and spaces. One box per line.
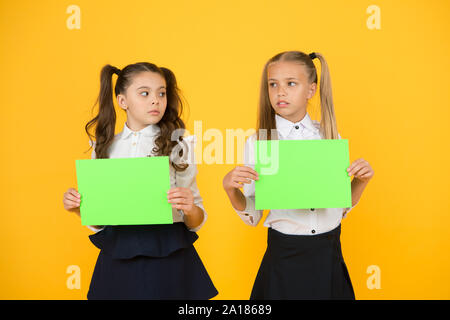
137, 86, 166, 90
268, 77, 299, 81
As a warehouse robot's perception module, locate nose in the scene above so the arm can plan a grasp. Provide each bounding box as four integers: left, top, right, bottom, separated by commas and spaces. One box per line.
151, 93, 159, 105
277, 85, 287, 97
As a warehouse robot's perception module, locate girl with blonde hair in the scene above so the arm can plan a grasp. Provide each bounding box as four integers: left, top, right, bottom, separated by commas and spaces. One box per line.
223, 51, 374, 299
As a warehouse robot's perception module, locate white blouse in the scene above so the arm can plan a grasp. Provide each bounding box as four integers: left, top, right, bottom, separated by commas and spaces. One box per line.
234, 113, 356, 235
86, 122, 207, 233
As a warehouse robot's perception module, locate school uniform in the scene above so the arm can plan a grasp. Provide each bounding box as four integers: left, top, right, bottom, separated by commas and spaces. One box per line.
235, 113, 356, 300
86, 122, 218, 300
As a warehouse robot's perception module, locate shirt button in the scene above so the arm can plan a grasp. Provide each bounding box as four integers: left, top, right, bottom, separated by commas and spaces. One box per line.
311, 230, 316, 234
133, 133, 137, 136
295, 125, 299, 129
132, 142, 136, 146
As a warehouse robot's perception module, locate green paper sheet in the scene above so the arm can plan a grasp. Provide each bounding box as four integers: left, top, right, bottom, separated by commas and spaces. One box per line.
75, 156, 173, 226
254, 139, 351, 210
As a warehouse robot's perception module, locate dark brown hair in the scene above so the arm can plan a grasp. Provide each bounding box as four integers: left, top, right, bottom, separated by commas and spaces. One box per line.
85, 62, 188, 171
257, 51, 339, 140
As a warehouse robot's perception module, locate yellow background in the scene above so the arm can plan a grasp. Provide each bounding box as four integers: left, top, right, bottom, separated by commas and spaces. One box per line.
1, 0, 449, 299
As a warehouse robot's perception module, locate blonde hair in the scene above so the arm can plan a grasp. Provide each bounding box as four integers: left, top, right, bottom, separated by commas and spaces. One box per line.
257, 51, 339, 140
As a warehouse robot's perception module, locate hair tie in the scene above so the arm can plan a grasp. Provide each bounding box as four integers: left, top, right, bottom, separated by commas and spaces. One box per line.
309, 52, 317, 60
112, 67, 121, 76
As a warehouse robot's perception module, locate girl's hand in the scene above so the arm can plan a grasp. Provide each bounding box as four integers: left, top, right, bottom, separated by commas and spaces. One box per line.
63, 188, 81, 215
223, 166, 259, 192
167, 187, 195, 214
347, 158, 374, 183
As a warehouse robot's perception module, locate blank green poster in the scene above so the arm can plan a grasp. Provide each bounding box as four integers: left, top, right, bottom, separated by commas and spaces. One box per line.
254, 139, 351, 210
75, 156, 173, 226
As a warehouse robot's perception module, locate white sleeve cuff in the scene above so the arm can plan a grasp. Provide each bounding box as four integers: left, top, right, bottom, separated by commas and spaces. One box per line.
87, 225, 105, 233
342, 202, 358, 218
234, 196, 262, 226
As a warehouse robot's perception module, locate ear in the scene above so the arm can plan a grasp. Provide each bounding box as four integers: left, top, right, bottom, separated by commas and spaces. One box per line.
307, 82, 317, 100
117, 94, 128, 110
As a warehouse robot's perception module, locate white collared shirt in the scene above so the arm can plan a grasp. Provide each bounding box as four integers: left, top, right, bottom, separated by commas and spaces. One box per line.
87, 122, 207, 233
234, 113, 356, 235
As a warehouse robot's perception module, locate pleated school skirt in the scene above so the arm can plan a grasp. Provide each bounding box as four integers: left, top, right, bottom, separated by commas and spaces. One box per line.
87, 222, 218, 300
250, 224, 355, 300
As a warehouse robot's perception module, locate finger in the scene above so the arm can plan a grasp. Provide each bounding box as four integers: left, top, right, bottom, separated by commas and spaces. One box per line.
347, 158, 365, 172
167, 191, 190, 200
231, 182, 243, 189
168, 188, 191, 197
66, 193, 80, 203
354, 167, 370, 178
241, 166, 259, 178
167, 187, 182, 194
168, 193, 193, 202
360, 172, 373, 179
171, 201, 192, 208
348, 163, 365, 176
235, 171, 259, 181
228, 181, 244, 189
167, 191, 185, 198
169, 198, 190, 205
64, 195, 80, 206
347, 159, 361, 172
65, 200, 80, 209
236, 166, 259, 178
349, 166, 363, 177
168, 194, 192, 202
172, 204, 191, 211
69, 189, 81, 198
233, 177, 252, 184
168, 187, 189, 192
69, 191, 81, 199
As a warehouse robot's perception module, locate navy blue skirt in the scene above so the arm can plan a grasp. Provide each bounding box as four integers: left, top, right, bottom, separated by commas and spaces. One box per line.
250, 224, 355, 300
87, 222, 218, 300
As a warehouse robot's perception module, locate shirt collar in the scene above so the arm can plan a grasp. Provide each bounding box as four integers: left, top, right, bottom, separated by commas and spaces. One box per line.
275, 113, 318, 138
120, 122, 161, 140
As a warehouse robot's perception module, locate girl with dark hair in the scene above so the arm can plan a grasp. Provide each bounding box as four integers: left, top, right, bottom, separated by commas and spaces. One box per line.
223, 51, 374, 299
63, 62, 217, 300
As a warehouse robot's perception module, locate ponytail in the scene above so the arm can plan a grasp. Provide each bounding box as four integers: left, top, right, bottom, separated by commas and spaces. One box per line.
314, 53, 339, 139
85, 65, 118, 159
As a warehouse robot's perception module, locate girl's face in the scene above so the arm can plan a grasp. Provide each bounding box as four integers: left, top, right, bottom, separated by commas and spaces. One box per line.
267, 61, 316, 123
117, 71, 167, 131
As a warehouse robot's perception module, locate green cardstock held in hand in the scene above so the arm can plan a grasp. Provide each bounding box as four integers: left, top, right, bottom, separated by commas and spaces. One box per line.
254, 139, 352, 210
75, 156, 173, 226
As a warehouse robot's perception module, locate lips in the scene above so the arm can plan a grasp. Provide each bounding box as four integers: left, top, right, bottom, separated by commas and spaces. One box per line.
148, 110, 160, 115
277, 100, 289, 106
